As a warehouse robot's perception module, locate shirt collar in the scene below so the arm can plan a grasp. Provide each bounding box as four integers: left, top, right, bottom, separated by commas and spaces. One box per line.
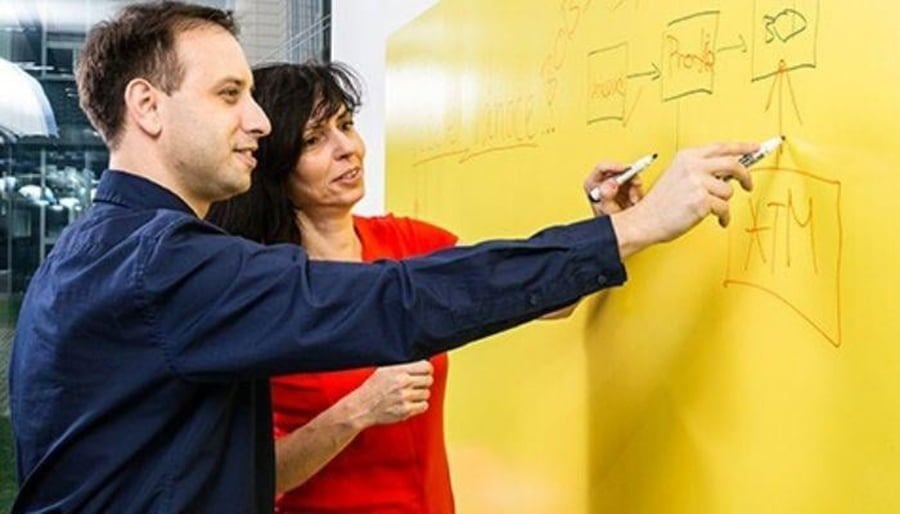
93, 170, 197, 216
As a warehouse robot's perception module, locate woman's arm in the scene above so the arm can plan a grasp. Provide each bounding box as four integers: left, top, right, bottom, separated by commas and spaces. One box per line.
274, 360, 434, 494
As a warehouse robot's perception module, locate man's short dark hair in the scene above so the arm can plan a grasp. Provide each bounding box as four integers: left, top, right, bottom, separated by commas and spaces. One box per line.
76, 1, 238, 148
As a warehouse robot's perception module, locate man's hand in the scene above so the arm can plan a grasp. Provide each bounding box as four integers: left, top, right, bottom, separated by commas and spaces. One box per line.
610, 142, 758, 258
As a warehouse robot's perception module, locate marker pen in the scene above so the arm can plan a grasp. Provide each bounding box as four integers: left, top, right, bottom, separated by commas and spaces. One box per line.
588, 153, 658, 203
739, 135, 785, 168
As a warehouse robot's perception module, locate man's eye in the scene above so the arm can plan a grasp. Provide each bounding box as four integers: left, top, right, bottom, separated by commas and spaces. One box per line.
221, 89, 240, 101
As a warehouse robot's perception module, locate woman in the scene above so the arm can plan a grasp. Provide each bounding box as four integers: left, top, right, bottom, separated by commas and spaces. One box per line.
208, 62, 640, 514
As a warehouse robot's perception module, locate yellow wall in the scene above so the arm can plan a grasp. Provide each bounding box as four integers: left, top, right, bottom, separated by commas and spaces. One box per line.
385, 1, 900, 512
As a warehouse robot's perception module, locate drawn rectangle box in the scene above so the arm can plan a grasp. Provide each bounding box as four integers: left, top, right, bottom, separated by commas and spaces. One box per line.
724, 169, 842, 347
752, 0, 819, 81
661, 10, 719, 102
586, 42, 628, 125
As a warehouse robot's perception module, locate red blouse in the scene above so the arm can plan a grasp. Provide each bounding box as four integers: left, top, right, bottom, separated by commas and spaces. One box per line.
273, 215, 458, 514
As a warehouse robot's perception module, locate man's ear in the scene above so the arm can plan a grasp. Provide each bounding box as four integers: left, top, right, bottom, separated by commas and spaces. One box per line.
123, 78, 162, 138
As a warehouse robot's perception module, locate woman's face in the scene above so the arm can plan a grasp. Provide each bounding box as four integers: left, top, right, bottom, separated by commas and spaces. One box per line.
289, 103, 366, 212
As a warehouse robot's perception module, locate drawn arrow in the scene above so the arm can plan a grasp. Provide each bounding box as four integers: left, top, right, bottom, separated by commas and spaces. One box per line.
717, 34, 747, 54
765, 59, 803, 144
626, 62, 660, 81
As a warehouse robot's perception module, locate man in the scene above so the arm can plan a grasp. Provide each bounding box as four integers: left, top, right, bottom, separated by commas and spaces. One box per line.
8, 2, 755, 512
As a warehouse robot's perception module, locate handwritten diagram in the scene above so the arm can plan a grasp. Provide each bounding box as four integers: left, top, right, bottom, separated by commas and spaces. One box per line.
585, 42, 659, 126
752, 0, 819, 81
395, 1, 842, 348
586, 43, 629, 124
582, 9, 742, 127
753, 0, 819, 133
724, 168, 843, 347
577, 3, 837, 346
662, 10, 720, 101
410, 1, 822, 179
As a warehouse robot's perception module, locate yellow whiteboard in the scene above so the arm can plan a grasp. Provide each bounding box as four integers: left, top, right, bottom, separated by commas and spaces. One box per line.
385, 1, 900, 513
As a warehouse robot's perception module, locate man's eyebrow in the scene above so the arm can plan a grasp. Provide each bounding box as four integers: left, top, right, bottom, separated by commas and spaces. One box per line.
212, 77, 248, 89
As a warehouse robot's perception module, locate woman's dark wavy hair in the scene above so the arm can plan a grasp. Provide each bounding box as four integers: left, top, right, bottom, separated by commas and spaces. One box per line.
207, 61, 362, 245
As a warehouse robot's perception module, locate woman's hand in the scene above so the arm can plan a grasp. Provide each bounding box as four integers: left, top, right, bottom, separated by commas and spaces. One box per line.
274, 359, 435, 493
583, 161, 645, 216
347, 360, 434, 429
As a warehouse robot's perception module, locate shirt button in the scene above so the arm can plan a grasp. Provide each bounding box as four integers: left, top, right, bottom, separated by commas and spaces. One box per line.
528, 293, 540, 306
597, 274, 607, 285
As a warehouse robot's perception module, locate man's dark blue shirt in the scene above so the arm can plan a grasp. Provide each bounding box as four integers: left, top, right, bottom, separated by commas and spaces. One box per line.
9, 170, 626, 512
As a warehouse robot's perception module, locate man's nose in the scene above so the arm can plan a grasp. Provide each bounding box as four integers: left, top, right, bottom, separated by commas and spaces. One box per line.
244, 97, 272, 137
